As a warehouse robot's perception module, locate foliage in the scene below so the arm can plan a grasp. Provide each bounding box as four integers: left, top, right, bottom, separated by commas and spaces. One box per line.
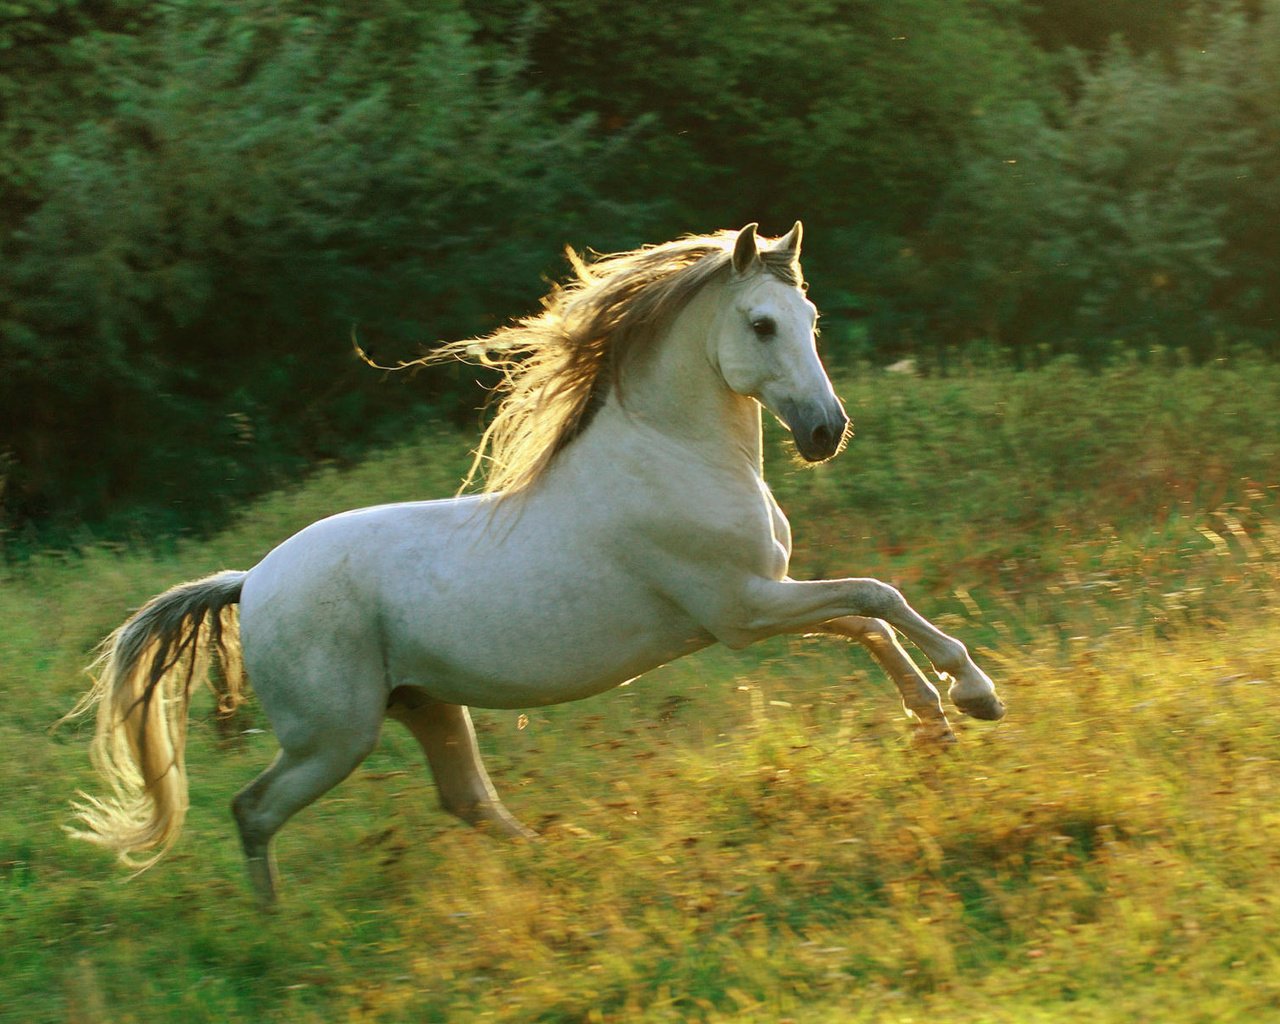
923, 8, 1278, 360
5, 363, 1280, 1022
506, 0, 1052, 319
0, 0, 631, 543
3, 0, 1280, 547
1021, 0, 1243, 54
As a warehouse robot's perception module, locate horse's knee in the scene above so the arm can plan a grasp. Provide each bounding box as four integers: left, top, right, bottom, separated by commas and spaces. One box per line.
867, 582, 908, 621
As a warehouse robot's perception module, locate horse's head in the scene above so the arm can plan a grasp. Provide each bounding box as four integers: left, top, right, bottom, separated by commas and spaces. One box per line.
711, 222, 849, 462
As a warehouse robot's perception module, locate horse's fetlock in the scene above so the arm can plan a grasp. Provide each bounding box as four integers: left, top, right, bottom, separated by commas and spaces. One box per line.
941, 639, 971, 675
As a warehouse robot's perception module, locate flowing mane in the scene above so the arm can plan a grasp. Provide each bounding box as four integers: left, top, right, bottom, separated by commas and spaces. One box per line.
404, 229, 804, 496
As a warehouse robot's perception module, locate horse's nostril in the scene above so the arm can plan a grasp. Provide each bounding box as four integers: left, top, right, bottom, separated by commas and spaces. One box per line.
811, 424, 833, 451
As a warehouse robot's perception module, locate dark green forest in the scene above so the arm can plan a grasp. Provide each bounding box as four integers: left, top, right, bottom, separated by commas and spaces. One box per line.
3, 0, 1278, 551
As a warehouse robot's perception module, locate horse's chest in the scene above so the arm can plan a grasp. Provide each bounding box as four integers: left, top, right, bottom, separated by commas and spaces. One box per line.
722, 484, 792, 581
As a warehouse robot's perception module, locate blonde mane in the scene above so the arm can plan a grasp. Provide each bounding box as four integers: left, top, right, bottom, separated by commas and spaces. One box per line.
404, 229, 804, 496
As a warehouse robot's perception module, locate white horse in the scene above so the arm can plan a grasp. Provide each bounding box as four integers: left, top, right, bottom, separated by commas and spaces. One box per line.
68, 223, 1004, 904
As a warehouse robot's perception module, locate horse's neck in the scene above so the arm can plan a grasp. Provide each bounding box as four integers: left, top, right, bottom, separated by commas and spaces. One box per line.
606, 289, 764, 473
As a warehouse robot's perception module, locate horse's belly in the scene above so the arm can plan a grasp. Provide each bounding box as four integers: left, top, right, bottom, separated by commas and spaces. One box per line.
406, 644, 707, 709
384, 579, 712, 708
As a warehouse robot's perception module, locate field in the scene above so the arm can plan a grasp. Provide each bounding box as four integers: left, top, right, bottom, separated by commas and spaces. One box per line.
4, 359, 1280, 1023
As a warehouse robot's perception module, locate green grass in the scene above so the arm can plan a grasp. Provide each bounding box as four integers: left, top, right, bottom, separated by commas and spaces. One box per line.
5, 360, 1280, 1023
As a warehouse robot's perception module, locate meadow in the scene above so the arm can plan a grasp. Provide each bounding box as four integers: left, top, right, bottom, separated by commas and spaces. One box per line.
4, 357, 1280, 1023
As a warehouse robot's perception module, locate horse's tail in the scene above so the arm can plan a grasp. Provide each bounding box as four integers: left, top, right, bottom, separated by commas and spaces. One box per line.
63, 569, 249, 870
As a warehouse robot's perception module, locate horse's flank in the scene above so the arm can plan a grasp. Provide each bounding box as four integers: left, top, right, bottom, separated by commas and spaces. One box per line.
395, 231, 804, 497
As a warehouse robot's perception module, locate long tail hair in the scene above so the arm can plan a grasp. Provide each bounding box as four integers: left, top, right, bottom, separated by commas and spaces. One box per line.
63, 570, 249, 869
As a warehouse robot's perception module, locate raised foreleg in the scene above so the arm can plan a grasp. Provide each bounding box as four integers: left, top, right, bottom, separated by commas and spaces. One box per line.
818, 616, 956, 742
726, 577, 1005, 721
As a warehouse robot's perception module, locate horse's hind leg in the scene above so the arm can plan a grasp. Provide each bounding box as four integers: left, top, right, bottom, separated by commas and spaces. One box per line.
820, 616, 956, 744
388, 689, 535, 839
231, 717, 382, 906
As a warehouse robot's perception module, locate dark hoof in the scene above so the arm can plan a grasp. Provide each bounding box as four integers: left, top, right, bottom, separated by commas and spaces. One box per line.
954, 694, 1006, 721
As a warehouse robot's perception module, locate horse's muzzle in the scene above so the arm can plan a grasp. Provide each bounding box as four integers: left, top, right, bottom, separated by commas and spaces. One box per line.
781, 400, 850, 462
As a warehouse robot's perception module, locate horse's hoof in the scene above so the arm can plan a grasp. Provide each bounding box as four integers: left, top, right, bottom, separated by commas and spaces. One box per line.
953, 693, 1006, 721
914, 727, 958, 748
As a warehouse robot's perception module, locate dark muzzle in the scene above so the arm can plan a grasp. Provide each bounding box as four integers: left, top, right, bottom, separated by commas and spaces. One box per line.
780, 400, 850, 462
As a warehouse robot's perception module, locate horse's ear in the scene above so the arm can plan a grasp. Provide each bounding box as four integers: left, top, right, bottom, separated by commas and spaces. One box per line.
772, 220, 803, 259
732, 223, 760, 275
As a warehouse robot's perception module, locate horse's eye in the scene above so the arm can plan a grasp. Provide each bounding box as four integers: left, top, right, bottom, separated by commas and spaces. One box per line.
750, 317, 776, 339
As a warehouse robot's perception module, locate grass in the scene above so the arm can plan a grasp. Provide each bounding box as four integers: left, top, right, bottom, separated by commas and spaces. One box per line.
4, 359, 1280, 1022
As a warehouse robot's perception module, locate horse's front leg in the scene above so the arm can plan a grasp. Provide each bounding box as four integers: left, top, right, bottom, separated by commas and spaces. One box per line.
818, 616, 956, 742
734, 578, 1006, 721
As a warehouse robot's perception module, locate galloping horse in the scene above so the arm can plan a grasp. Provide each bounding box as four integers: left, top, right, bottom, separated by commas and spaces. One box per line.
68, 223, 1004, 904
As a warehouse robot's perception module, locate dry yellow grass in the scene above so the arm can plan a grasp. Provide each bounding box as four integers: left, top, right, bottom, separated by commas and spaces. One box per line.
28, 613, 1280, 1023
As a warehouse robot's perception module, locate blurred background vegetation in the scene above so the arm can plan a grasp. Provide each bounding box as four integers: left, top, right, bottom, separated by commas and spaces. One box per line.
2, 0, 1278, 552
